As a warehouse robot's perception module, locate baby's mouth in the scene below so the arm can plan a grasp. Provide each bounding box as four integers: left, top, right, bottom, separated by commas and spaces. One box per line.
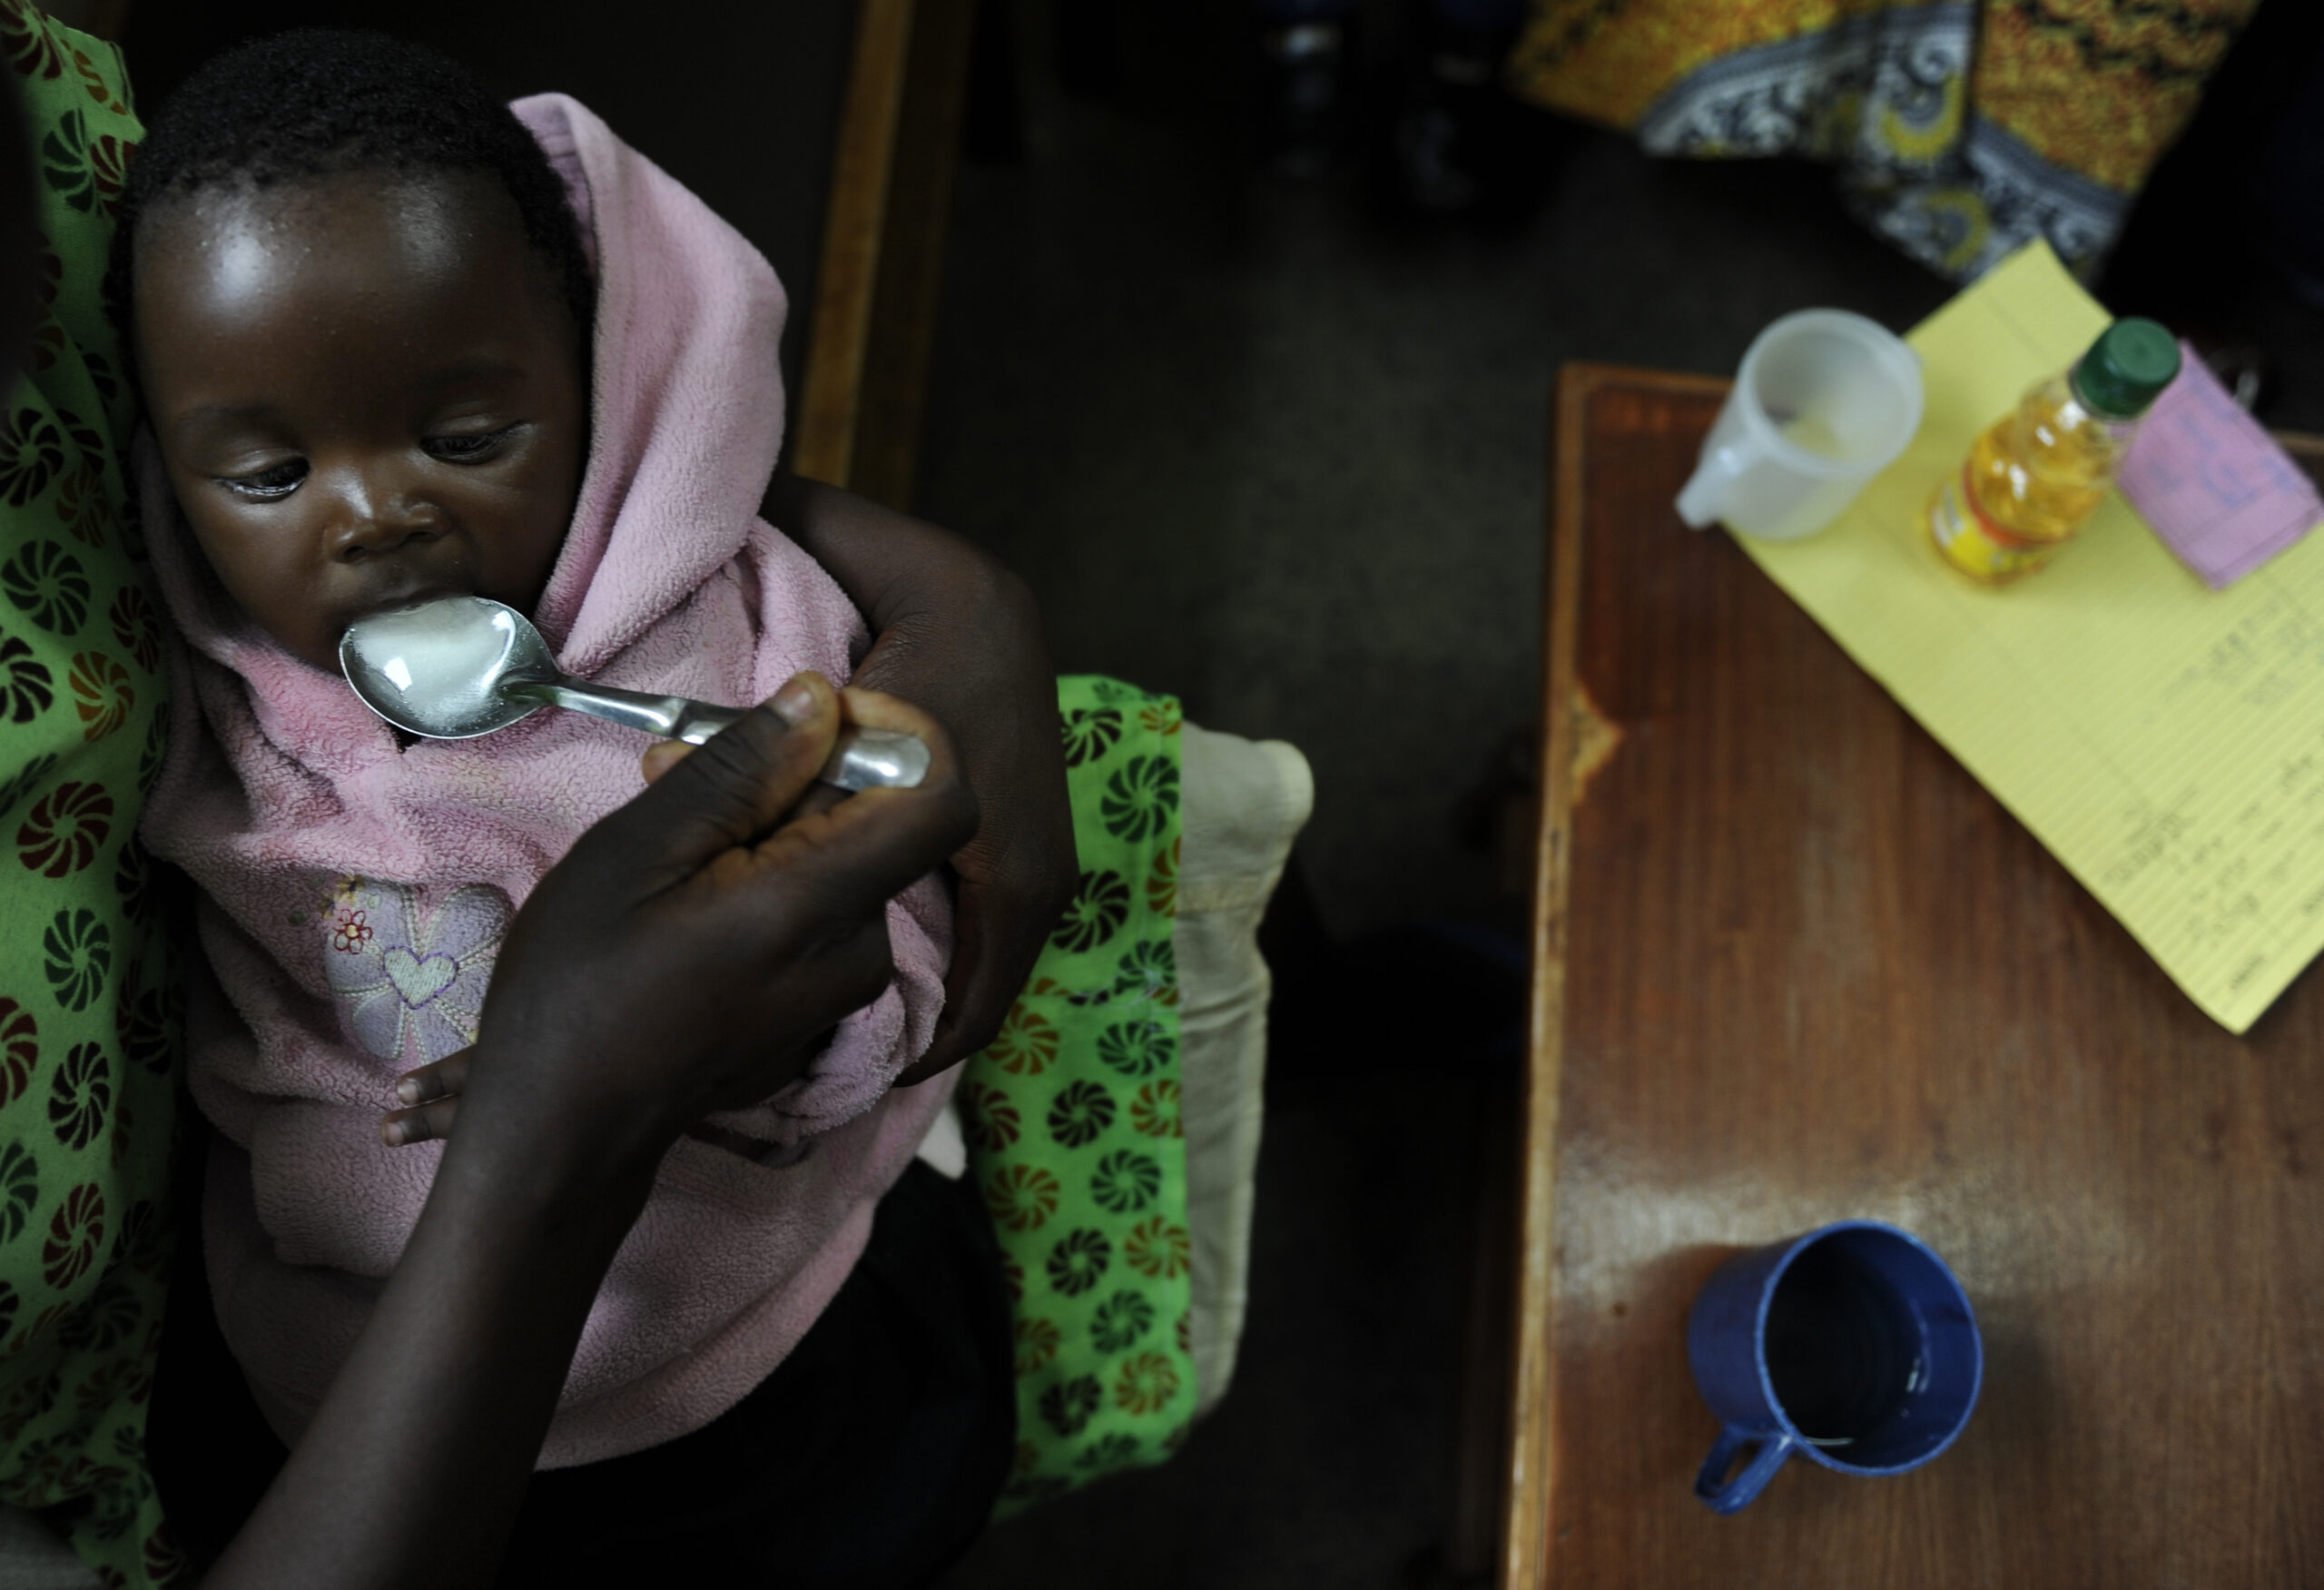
337, 574, 479, 639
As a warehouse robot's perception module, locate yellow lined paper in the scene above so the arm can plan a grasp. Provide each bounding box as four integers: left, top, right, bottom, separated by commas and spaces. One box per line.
1733, 242, 2324, 1033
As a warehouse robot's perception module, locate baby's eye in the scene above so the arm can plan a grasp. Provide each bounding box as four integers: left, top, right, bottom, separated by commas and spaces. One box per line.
424, 425, 521, 463
219, 459, 309, 501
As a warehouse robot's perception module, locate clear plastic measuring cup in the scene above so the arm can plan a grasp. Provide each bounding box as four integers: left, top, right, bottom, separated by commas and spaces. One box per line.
1675, 310, 1925, 542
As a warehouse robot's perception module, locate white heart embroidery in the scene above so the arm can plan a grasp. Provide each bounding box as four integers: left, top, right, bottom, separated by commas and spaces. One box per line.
382, 946, 458, 1010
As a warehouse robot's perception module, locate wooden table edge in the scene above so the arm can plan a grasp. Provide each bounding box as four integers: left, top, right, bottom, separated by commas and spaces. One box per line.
1498, 362, 1737, 1590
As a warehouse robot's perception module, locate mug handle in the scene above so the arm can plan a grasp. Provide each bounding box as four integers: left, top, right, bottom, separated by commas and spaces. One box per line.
1674, 444, 1747, 529
1694, 1426, 1795, 1515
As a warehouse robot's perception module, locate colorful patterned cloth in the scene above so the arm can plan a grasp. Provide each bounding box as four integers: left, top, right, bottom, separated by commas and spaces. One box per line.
0, 3, 184, 1583
1508, 0, 2260, 279
963, 676, 1196, 1516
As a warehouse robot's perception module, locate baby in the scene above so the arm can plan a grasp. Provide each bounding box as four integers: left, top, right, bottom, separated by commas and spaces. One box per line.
129, 32, 962, 1473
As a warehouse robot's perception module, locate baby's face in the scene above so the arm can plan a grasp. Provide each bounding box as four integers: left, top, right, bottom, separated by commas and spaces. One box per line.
135, 170, 586, 672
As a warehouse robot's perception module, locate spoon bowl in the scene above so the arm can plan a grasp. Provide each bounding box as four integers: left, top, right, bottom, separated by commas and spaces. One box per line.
340, 595, 929, 790
340, 595, 555, 740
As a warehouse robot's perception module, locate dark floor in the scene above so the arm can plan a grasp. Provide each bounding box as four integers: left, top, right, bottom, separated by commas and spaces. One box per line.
920, 3, 2324, 1585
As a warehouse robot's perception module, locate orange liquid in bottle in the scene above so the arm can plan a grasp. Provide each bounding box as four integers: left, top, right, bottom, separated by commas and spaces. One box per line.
1927, 374, 2138, 583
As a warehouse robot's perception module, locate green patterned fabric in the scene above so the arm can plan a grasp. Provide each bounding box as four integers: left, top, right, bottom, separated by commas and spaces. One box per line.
0, 5, 184, 1584
964, 676, 1194, 1517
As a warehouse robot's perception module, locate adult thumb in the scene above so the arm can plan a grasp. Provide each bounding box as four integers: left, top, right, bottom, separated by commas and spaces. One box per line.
582, 673, 842, 890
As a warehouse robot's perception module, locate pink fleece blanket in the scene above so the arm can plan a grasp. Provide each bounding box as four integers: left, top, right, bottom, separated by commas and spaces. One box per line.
140, 94, 953, 1467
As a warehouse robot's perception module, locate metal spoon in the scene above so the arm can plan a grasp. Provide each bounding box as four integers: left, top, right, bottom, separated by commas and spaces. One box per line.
338, 595, 929, 792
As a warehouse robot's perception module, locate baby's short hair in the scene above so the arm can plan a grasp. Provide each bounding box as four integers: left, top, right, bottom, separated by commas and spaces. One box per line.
109, 29, 593, 339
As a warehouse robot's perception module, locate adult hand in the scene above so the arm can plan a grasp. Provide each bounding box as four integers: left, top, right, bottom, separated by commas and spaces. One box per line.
772, 476, 1076, 1084
391, 674, 975, 1171
209, 672, 975, 1590
383, 681, 949, 1148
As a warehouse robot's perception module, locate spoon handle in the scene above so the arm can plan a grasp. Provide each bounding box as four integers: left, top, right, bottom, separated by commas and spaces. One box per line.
501, 681, 928, 790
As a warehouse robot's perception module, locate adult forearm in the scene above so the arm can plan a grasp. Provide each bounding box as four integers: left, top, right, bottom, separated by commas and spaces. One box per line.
203, 1108, 658, 1590
186, 682, 967, 1587
769, 473, 1038, 657
768, 476, 1074, 1078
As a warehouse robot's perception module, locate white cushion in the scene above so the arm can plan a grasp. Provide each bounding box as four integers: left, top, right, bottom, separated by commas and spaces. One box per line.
1175, 722, 1312, 1418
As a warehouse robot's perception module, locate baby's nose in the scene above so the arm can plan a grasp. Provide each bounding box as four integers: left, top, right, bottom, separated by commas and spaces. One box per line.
330, 484, 445, 561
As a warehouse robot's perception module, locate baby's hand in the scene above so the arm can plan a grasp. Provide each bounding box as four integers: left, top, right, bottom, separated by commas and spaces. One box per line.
383, 1047, 470, 1146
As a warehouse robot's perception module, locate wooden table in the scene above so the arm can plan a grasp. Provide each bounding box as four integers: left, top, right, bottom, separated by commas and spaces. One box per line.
1502, 364, 2324, 1587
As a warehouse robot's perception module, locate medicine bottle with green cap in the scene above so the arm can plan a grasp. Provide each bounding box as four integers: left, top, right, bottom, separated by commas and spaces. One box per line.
1926, 317, 2181, 582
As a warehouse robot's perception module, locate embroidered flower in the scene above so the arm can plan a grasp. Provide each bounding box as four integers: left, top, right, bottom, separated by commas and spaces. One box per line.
39, 108, 94, 213
1046, 1080, 1116, 1148
0, 4, 64, 81
143, 1525, 184, 1583
983, 1164, 1061, 1234
1124, 1216, 1191, 1280
1129, 1078, 1181, 1140
1090, 1289, 1156, 1353
1050, 869, 1129, 953
1038, 1374, 1101, 1437
1014, 1316, 1061, 1376
42, 906, 108, 1012
986, 1001, 1059, 1074
1090, 1149, 1160, 1214
15, 779, 110, 877
1147, 835, 1178, 919
321, 882, 508, 1065
0, 1141, 36, 1242
0, 635, 53, 725
42, 1181, 103, 1291
0, 755, 56, 830
1112, 1350, 1180, 1417
67, 649, 132, 740
55, 461, 106, 549
106, 586, 158, 670
0, 1001, 34, 1106
1112, 938, 1178, 1007
1059, 706, 1122, 768
57, 1279, 139, 1356
46, 1039, 107, 1150
960, 1080, 1019, 1152
1099, 755, 1178, 843
1097, 1019, 1173, 1079
133, 714, 162, 795
1076, 1432, 1142, 1471
2, 538, 84, 632
1045, 1228, 1111, 1297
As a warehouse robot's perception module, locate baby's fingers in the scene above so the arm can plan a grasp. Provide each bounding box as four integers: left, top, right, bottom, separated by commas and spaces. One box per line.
641, 741, 694, 785
396, 1047, 471, 1107
381, 1095, 459, 1147
385, 1048, 470, 1144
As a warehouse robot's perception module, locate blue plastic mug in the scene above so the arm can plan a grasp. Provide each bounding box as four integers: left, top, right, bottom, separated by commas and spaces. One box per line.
1686, 1220, 1982, 1514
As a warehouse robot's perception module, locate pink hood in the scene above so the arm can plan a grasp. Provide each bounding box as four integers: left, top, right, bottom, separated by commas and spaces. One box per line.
141, 94, 952, 1466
